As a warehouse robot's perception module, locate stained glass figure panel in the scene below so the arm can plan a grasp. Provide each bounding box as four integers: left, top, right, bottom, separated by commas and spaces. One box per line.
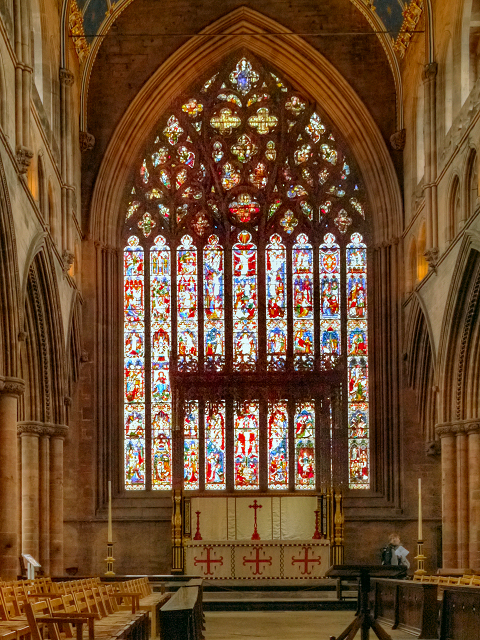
152, 403, 172, 489
293, 234, 314, 371
347, 233, 369, 489
233, 232, 258, 371
234, 400, 260, 489
204, 235, 225, 371
294, 401, 315, 489
124, 236, 145, 489
184, 401, 199, 490
268, 400, 289, 489
205, 401, 226, 489
320, 233, 340, 368
266, 234, 287, 371
177, 235, 198, 371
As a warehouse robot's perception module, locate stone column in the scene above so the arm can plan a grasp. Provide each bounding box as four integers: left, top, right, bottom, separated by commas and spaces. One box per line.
59, 69, 74, 264
50, 425, 68, 575
468, 424, 480, 569
456, 427, 469, 567
422, 62, 439, 268
0, 377, 24, 580
437, 425, 457, 567
17, 423, 41, 559
39, 429, 50, 574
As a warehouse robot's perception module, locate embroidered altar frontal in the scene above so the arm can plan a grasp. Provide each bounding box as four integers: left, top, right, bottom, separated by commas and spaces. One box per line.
184, 540, 330, 579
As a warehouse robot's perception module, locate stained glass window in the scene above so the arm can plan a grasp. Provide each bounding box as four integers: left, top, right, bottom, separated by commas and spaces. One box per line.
293, 234, 314, 371
268, 400, 289, 489
266, 234, 287, 371
204, 235, 224, 371
233, 231, 257, 372
205, 401, 226, 490
347, 233, 369, 488
234, 400, 260, 489
123, 55, 370, 492
124, 236, 145, 489
151, 235, 172, 489
177, 235, 198, 372
184, 400, 199, 490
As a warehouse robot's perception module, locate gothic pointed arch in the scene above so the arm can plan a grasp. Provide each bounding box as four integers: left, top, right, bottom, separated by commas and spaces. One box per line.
0, 152, 21, 378
90, 8, 401, 247
20, 246, 66, 425
404, 295, 436, 445
437, 230, 480, 424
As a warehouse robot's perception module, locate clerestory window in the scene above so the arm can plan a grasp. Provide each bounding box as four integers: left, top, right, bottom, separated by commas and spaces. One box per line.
123, 55, 370, 493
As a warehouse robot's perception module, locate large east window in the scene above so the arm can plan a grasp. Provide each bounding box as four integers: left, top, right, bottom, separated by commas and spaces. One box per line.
123, 56, 370, 492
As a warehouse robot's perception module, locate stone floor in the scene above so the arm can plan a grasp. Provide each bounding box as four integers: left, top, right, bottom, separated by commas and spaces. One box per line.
205, 611, 417, 639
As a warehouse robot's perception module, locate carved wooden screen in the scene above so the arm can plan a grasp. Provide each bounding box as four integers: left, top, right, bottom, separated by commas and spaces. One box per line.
123, 55, 370, 493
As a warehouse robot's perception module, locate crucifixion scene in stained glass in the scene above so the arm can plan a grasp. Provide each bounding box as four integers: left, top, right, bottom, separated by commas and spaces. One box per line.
123, 55, 370, 493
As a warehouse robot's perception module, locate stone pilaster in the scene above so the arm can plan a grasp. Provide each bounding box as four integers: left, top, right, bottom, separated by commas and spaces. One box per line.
18, 423, 41, 559
50, 425, 68, 575
0, 377, 24, 579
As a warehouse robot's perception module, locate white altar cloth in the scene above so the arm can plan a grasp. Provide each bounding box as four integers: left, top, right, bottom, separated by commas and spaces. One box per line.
184, 539, 330, 580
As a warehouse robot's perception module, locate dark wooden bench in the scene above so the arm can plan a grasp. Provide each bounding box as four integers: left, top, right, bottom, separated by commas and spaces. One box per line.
371, 578, 438, 639
159, 585, 203, 640
440, 585, 480, 640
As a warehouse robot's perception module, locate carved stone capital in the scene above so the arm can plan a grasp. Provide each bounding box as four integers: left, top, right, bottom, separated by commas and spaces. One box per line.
50, 424, 69, 439
390, 129, 406, 151
436, 420, 480, 437
79, 131, 95, 152
423, 62, 438, 82
425, 440, 441, 456
424, 247, 439, 271
16, 146, 34, 174
17, 422, 50, 437
62, 249, 75, 270
59, 68, 75, 86
0, 377, 25, 396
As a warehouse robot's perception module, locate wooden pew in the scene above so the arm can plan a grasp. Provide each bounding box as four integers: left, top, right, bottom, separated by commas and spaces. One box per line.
372, 578, 438, 639
440, 585, 480, 640
159, 586, 202, 640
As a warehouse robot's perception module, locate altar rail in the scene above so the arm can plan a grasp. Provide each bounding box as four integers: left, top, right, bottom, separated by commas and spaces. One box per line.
371, 578, 438, 639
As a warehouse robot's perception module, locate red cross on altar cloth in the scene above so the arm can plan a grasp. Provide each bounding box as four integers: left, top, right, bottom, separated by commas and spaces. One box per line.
242, 546, 273, 576
291, 546, 322, 575
194, 546, 224, 576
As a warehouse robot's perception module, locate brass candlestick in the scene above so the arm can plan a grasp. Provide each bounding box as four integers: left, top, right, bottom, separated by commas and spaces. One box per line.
105, 542, 115, 576
414, 539, 427, 576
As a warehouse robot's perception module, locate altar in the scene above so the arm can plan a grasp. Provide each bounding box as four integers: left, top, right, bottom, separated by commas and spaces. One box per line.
183, 496, 331, 580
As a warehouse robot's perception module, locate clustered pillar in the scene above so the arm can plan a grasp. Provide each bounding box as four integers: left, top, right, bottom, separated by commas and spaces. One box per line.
0, 378, 24, 580
17, 422, 68, 576
437, 422, 480, 569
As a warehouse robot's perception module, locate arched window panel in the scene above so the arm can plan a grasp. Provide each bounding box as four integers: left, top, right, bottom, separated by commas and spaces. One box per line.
320, 233, 341, 368
266, 234, 287, 371
177, 235, 198, 371
293, 234, 314, 371
204, 235, 225, 371
346, 233, 369, 489
233, 232, 258, 372
124, 236, 146, 489
184, 400, 199, 490
205, 400, 226, 490
268, 400, 289, 489
234, 400, 260, 490
122, 54, 371, 493
294, 401, 315, 489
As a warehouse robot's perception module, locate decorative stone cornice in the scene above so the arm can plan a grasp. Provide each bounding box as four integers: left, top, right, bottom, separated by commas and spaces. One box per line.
436, 420, 480, 437
390, 129, 406, 151
0, 377, 25, 396
59, 68, 75, 87
16, 146, 34, 174
79, 131, 95, 152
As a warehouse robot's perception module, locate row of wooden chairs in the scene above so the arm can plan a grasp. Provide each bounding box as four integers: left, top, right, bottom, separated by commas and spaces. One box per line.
0, 577, 152, 640
413, 573, 480, 586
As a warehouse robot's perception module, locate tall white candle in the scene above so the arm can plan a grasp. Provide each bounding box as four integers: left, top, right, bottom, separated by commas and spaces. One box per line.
107, 480, 113, 543
418, 477, 422, 540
